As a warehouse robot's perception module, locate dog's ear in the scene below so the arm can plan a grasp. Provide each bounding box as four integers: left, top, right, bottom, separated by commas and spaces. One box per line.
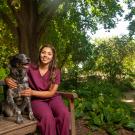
8, 56, 14, 69
9, 55, 19, 68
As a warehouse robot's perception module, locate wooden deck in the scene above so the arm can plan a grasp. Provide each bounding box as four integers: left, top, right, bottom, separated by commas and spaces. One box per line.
0, 116, 37, 135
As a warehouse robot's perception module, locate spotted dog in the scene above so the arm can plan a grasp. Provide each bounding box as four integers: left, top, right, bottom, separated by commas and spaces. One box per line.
2, 54, 35, 124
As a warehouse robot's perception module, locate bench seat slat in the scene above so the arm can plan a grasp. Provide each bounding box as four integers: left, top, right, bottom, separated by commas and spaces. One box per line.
0, 117, 37, 135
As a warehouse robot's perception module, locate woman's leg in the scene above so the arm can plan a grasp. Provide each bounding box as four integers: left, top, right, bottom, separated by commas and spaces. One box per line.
48, 95, 70, 135
31, 100, 56, 135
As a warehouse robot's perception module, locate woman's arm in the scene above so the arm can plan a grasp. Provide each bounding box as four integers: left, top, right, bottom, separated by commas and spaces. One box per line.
5, 77, 58, 98
22, 68, 61, 98
21, 84, 59, 98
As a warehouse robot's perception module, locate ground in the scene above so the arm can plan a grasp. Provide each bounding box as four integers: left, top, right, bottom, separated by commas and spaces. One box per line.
76, 119, 90, 135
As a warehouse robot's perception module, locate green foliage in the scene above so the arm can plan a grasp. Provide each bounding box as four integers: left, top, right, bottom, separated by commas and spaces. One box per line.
0, 21, 18, 68
76, 95, 135, 134
84, 36, 135, 82
0, 67, 8, 101
76, 76, 122, 99
124, 0, 135, 37
124, 120, 135, 132
0, 68, 8, 80
73, 77, 135, 134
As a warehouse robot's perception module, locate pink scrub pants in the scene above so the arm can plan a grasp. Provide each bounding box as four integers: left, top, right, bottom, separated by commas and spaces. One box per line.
31, 95, 70, 135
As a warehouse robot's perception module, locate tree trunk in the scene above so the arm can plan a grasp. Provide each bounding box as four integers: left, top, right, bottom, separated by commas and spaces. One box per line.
16, 0, 40, 63
6, 0, 62, 63
18, 28, 39, 63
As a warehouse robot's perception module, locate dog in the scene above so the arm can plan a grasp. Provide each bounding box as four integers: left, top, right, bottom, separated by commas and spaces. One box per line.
2, 54, 35, 124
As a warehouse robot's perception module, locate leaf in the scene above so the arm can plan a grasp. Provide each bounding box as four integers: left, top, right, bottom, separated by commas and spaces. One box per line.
125, 120, 135, 130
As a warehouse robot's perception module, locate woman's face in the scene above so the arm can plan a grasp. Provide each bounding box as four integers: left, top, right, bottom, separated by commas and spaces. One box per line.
40, 47, 53, 65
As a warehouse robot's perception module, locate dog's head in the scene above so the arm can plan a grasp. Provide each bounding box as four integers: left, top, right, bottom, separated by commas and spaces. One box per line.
9, 54, 30, 69
9, 54, 30, 82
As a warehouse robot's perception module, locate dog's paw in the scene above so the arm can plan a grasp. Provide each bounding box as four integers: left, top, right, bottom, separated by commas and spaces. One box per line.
29, 112, 35, 121
16, 115, 24, 124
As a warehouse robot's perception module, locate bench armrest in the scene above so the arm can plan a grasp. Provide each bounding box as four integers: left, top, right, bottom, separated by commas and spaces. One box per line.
58, 91, 78, 135
0, 80, 6, 86
58, 91, 78, 99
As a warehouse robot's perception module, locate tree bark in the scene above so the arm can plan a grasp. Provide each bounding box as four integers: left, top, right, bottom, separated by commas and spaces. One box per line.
17, 27, 39, 63
7, 0, 40, 63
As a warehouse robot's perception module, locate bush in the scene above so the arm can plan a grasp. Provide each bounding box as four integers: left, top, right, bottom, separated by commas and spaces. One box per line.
74, 77, 135, 134
0, 68, 8, 80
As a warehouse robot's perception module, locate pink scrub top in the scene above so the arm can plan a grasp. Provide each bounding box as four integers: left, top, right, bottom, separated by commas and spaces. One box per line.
27, 64, 61, 99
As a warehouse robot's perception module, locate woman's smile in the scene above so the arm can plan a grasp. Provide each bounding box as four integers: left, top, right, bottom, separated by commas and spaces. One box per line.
40, 47, 53, 64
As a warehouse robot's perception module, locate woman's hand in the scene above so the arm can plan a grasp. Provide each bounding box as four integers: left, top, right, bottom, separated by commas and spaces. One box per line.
5, 77, 17, 89
21, 88, 33, 97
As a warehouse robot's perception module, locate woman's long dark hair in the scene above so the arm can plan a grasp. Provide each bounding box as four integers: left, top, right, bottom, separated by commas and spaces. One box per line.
39, 44, 57, 83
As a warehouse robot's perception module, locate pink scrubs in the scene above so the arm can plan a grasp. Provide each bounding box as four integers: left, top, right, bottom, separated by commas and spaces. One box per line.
27, 64, 70, 135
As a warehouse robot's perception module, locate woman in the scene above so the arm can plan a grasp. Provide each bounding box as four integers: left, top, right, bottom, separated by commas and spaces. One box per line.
5, 44, 70, 135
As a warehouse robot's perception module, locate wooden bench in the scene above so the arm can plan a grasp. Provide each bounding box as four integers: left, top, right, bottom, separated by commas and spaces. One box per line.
0, 80, 78, 135
0, 116, 37, 135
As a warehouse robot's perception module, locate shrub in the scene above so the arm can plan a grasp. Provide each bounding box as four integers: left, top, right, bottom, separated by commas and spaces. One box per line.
74, 77, 135, 134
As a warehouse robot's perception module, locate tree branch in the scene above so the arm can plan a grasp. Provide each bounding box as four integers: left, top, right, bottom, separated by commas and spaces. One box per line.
7, 0, 22, 26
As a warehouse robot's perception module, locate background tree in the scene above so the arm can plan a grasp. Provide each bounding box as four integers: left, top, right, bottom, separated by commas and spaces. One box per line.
125, 0, 135, 37
84, 36, 135, 81
0, 0, 123, 63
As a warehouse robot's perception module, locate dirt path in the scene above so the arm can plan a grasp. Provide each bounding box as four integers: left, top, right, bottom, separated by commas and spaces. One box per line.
76, 119, 90, 135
